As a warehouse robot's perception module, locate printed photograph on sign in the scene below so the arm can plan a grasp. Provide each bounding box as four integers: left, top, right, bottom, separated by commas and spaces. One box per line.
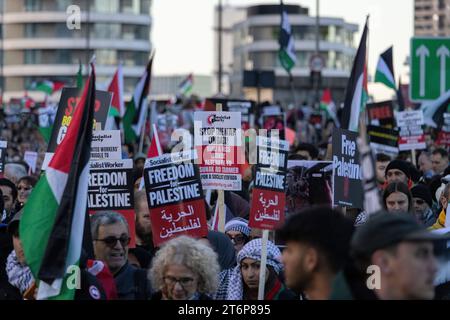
286, 161, 334, 215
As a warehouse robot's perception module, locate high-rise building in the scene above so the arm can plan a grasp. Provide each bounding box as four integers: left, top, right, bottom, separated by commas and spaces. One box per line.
414, 0, 450, 36
0, 0, 152, 101
216, 4, 358, 105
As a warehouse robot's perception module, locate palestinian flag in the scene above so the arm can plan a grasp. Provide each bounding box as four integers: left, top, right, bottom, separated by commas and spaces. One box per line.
108, 64, 125, 118
375, 46, 396, 90
38, 98, 54, 144
319, 89, 339, 126
278, 0, 296, 73
30, 80, 65, 95
422, 89, 450, 128
123, 55, 154, 144
20, 63, 97, 300
178, 74, 193, 96
341, 18, 369, 132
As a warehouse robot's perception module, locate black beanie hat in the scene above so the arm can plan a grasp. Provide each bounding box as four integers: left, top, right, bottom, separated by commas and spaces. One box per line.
385, 160, 411, 179
411, 184, 433, 208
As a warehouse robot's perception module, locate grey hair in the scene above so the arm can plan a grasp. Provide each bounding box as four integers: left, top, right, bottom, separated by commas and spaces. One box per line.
90, 211, 129, 240
149, 236, 220, 295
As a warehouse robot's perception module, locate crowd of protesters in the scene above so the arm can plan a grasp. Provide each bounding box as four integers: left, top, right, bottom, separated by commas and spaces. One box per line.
0, 97, 449, 301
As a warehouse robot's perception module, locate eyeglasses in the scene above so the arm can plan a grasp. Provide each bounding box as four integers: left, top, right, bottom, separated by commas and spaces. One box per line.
163, 275, 195, 287
95, 235, 130, 248
227, 233, 247, 245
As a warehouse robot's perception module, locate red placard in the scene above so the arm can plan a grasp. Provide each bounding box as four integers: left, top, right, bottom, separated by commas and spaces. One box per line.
250, 189, 285, 230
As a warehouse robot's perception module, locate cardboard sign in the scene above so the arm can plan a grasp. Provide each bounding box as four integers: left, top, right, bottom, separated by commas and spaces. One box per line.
332, 129, 363, 208
367, 125, 399, 158
204, 98, 255, 130
366, 101, 396, 128
396, 110, 426, 151
143, 151, 208, 246
88, 159, 136, 248
286, 161, 334, 214
0, 141, 7, 175
249, 137, 289, 230
42, 88, 113, 170
23, 151, 38, 174
194, 111, 242, 191
91, 130, 122, 160
437, 113, 450, 147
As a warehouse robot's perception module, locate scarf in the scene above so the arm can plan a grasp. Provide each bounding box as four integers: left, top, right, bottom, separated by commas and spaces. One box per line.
6, 250, 34, 294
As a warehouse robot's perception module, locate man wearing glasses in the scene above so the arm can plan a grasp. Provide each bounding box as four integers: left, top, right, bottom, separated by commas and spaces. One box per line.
411, 185, 437, 228
91, 211, 152, 300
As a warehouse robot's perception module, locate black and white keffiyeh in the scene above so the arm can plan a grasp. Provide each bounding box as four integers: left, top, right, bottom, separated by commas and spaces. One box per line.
225, 239, 283, 300
6, 250, 34, 294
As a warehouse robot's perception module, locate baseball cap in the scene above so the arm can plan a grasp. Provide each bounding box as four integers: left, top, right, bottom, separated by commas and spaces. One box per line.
351, 212, 450, 258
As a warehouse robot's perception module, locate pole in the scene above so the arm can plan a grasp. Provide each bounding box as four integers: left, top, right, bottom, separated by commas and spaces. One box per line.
138, 103, 148, 154
0, 0, 3, 106
217, 0, 223, 94
411, 149, 417, 167
314, 0, 320, 109
257, 230, 269, 300
215, 103, 226, 232
256, 71, 261, 106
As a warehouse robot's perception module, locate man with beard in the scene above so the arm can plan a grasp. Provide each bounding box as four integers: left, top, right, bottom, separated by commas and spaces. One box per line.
278, 207, 354, 299
130, 190, 154, 269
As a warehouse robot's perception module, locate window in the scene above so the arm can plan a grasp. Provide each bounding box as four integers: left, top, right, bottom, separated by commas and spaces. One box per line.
439, 15, 446, 29
121, 0, 140, 14
96, 50, 117, 65
92, 0, 119, 13
93, 23, 120, 39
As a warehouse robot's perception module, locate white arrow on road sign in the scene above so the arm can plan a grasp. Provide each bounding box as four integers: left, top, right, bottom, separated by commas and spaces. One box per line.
437, 45, 450, 96
416, 45, 430, 97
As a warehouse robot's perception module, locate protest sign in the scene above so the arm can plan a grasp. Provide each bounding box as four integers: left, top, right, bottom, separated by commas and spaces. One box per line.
367, 125, 399, 158
332, 128, 363, 209
91, 130, 122, 160
0, 141, 6, 175
43, 88, 112, 170
396, 110, 426, 151
194, 111, 242, 191
88, 159, 136, 247
205, 98, 255, 130
286, 160, 334, 214
437, 113, 450, 147
143, 150, 208, 246
249, 136, 289, 230
366, 101, 396, 128
24, 151, 38, 174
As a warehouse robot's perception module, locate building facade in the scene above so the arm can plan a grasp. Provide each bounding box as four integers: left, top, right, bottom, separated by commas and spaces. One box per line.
225, 4, 358, 106
0, 0, 152, 101
414, 0, 450, 36
151, 74, 213, 100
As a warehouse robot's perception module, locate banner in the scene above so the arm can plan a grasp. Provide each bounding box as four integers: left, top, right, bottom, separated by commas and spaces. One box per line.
395, 110, 426, 151
332, 129, 363, 208
367, 125, 399, 158
367, 101, 396, 128
286, 161, 334, 214
204, 98, 255, 130
43, 88, 112, 170
143, 151, 208, 246
194, 111, 242, 191
249, 137, 289, 230
91, 130, 122, 160
23, 151, 38, 174
0, 141, 6, 175
88, 159, 136, 247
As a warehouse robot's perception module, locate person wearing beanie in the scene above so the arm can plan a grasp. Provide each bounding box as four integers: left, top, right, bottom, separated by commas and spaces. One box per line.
411, 184, 437, 227
224, 217, 251, 254
385, 160, 412, 188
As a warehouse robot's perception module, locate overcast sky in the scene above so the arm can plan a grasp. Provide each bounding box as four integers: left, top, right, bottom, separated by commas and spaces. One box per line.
152, 0, 414, 100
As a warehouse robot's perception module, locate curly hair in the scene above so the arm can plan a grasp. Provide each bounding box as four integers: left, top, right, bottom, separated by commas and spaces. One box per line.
149, 236, 220, 295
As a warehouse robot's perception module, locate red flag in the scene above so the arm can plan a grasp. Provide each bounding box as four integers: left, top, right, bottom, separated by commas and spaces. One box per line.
147, 124, 163, 158
107, 65, 124, 118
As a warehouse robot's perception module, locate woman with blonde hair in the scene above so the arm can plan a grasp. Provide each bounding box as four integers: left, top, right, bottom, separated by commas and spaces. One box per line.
149, 236, 220, 300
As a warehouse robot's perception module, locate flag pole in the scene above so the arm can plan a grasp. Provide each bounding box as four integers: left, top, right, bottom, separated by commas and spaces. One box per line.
216, 103, 226, 232
257, 229, 269, 300
288, 72, 299, 140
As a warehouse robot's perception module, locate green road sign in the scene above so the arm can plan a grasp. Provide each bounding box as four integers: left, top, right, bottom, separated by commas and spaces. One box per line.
410, 37, 450, 102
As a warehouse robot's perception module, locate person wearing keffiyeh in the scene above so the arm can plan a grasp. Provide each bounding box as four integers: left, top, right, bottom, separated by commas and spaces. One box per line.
215, 239, 296, 300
